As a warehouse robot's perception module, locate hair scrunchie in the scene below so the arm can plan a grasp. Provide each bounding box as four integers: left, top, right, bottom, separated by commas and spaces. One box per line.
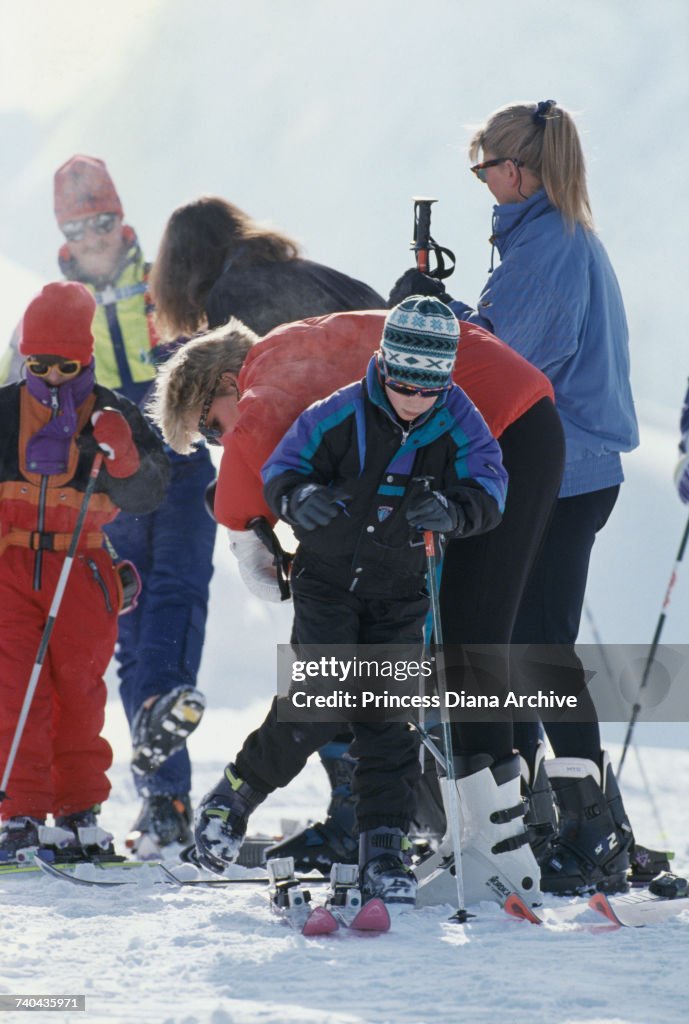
533, 99, 557, 124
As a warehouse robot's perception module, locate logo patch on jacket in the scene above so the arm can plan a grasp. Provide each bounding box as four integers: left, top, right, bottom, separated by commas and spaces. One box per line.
377, 505, 393, 522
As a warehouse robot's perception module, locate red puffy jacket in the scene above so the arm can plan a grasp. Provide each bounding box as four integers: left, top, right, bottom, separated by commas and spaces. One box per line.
214, 310, 553, 531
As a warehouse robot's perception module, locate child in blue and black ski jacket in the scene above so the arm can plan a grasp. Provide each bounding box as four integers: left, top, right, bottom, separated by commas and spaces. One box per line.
192, 298, 507, 896
258, 296, 506, 844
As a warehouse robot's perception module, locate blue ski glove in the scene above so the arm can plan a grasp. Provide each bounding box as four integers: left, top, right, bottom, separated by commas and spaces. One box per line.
388, 268, 454, 308
405, 490, 463, 534
284, 483, 351, 531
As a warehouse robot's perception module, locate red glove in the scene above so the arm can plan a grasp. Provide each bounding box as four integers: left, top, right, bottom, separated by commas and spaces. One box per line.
91, 409, 141, 478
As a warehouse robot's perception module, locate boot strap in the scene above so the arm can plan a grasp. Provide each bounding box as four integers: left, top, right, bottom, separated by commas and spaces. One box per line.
492, 828, 533, 855
489, 801, 527, 825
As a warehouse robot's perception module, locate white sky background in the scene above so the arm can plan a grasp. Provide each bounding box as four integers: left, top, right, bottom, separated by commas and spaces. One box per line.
0, 1, 161, 116
1, 0, 689, 664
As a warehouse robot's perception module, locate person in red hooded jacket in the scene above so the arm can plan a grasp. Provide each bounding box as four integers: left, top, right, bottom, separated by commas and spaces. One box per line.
0, 282, 169, 864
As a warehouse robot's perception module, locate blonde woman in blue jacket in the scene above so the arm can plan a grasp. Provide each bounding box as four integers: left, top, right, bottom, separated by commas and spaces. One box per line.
390, 100, 641, 895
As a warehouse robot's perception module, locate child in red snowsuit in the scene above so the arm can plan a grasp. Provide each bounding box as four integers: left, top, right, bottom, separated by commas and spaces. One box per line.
0, 282, 169, 863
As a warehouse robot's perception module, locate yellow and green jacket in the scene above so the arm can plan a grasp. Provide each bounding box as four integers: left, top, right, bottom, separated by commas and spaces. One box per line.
59, 226, 160, 406
1, 227, 160, 407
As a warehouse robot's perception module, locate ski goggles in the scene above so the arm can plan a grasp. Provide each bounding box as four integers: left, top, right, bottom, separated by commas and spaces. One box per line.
470, 157, 520, 183
384, 377, 450, 399
61, 212, 119, 242
25, 357, 82, 379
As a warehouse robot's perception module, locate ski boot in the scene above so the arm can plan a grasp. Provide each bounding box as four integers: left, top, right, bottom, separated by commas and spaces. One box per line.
411, 725, 448, 846
359, 826, 416, 912
131, 686, 206, 776
265, 741, 358, 873
542, 751, 632, 895
43, 806, 116, 862
194, 764, 266, 873
520, 740, 558, 865
628, 841, 672, 885
416, 752, 541, 909
126, 794, 193, 859
0, 816, 45, 864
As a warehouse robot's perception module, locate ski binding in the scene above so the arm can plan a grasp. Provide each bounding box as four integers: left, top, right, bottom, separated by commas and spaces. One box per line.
267, 856, 336, 934
325, 862, 390, 932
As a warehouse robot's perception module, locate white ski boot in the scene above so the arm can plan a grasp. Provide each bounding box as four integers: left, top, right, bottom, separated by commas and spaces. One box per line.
416, 752, 541, 909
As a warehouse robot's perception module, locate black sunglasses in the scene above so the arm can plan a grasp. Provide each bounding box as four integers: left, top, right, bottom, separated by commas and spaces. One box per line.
385, 377, 450, 399
470, 157, 520, 183
61, 212, 119, 242
197, 375, 240, 446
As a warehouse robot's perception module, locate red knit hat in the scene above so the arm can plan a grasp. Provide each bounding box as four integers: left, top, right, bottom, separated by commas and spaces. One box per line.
54, 155, 123, 225
20, 282, 96, 361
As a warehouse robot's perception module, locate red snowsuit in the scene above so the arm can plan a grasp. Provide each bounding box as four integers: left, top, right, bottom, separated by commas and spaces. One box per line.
0, 381, 169, 819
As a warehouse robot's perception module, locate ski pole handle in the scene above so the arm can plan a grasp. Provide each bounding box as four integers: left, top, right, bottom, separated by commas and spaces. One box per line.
411, 197, 456, 281
413, 197, 437, 274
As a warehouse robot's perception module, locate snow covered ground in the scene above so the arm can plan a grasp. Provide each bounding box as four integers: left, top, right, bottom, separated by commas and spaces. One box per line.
1, 691, 687, 1024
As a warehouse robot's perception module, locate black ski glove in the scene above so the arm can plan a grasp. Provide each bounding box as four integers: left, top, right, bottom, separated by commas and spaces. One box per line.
284, 483, 351, 531
204, 480, 217, 521
405, 490, 464, 534
388, 268, 454, 308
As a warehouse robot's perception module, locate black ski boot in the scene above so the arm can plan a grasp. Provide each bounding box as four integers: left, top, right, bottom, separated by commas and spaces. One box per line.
194, 764, 266, 873
51, 806, 116, 861
411, 727, 448, 844
0, 816, 44, 863
131, 686, 206, 776
542, 751, 632, 895
265, 742, 358, 873
520, 740, 558, 865
628, 842, 672, 884
126, 794, 193, 858
359, 826, 416, 911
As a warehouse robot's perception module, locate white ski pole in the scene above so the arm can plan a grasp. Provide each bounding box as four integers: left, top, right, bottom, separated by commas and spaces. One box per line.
424, 526, 468, 923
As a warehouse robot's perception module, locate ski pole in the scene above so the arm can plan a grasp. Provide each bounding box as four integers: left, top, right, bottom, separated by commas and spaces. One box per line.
583, 601, 670, 845
618, 512, 689, 778
0, 451, 104, 804
424, 524, 468, 923
411, 197, 456, 280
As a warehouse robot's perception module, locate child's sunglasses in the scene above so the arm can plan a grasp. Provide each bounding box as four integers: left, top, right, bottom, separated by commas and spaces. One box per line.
385, 377, 450, 399
25, 357, 82, 380
61, 212, 119, 243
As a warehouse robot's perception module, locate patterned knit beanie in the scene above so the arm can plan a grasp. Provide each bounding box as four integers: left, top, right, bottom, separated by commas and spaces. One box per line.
381, 296, 460, 389
54, 155, 123, 225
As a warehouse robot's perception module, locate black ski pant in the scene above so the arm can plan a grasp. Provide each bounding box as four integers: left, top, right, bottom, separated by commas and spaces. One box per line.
439, 398, 565, 760
512, 484, 620, 765
235, 572, 426, 833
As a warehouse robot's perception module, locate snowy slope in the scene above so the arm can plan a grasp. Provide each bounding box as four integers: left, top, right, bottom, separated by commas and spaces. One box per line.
1, 703, 688, 1024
